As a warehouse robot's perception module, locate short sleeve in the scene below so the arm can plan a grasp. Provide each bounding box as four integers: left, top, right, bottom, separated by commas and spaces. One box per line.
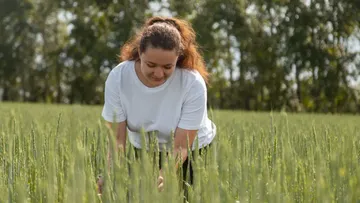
101, 69, 126, 123
177, 79, 207, 130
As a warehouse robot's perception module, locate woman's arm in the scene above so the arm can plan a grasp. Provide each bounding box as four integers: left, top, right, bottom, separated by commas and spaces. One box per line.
158, 75, 207, 190
98, 121, 127, 195
170, 77, 207, 171
172, 127, 197, 170
105, 120, 127, 170
157, 127, 197, 191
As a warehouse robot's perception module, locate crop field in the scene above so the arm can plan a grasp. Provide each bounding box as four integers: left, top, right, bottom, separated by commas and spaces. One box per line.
0, 102, 359, 203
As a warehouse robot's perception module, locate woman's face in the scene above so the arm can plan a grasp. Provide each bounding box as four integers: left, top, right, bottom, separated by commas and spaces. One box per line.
138, 47, 178, 87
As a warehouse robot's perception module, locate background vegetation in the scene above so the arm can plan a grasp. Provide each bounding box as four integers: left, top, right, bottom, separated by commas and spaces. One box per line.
1, 103, 359, 202
1, 0, 359, 113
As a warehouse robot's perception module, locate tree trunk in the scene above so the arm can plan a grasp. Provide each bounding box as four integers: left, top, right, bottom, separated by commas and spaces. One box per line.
295, 63, 302, 103
2, 82, 9, 101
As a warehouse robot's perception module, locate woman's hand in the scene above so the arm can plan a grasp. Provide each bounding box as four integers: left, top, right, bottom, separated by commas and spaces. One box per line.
97, 175, 104, 196
157, 169, 164, 192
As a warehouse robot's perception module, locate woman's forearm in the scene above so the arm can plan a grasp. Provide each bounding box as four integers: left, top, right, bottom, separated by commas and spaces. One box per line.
171, 128, 198, 171
116, 122, 127, 153
172, 147, 189, 171
106, 121, 127, 171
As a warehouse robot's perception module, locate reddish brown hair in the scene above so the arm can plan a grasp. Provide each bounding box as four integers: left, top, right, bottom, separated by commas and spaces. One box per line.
119, 16, 209, 83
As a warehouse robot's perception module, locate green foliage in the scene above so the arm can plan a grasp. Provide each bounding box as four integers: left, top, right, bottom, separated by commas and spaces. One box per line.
0, 0, 359, 113
0, 103, 360, 202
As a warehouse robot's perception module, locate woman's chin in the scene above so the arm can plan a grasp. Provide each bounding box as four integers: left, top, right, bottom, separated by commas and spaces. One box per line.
150, 79, 165, 86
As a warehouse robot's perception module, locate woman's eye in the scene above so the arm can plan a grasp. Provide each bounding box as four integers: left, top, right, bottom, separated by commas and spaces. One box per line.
164, 66, 172, 69
147, 64, 156, 67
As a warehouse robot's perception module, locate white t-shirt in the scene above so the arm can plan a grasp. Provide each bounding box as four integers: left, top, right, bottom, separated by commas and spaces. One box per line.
101, 60, 216, 151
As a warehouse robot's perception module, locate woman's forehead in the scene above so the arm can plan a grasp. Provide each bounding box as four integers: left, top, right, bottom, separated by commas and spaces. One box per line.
141, 47, 178, 65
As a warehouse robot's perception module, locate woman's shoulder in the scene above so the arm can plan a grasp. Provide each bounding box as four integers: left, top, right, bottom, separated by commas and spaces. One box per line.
104, 60, 135, 87
107, 60, 135, 78
110, 60, 134, 72
176, 68, 207, 93
177, 68, 206, 85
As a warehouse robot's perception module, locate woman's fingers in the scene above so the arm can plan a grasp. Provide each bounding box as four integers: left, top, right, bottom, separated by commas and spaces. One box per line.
158, 182, 164, 192
97, 175, 104, 195
157, 176, 164, 192
157, 176, 163, 185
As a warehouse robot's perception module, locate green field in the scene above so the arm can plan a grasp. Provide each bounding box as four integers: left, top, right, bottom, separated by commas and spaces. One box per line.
0, 102, 359, 203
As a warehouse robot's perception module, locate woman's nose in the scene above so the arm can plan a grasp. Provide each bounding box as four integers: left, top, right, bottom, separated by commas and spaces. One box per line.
153, 67, 164, 78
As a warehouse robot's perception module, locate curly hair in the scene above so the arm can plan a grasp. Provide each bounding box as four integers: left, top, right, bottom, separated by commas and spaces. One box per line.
119, 16, 209, 83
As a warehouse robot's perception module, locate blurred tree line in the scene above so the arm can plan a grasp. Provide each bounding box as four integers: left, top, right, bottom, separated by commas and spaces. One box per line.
1, 0, 359, 113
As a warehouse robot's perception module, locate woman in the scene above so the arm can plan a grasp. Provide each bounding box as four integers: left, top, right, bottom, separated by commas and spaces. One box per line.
98, 16, 217, 197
